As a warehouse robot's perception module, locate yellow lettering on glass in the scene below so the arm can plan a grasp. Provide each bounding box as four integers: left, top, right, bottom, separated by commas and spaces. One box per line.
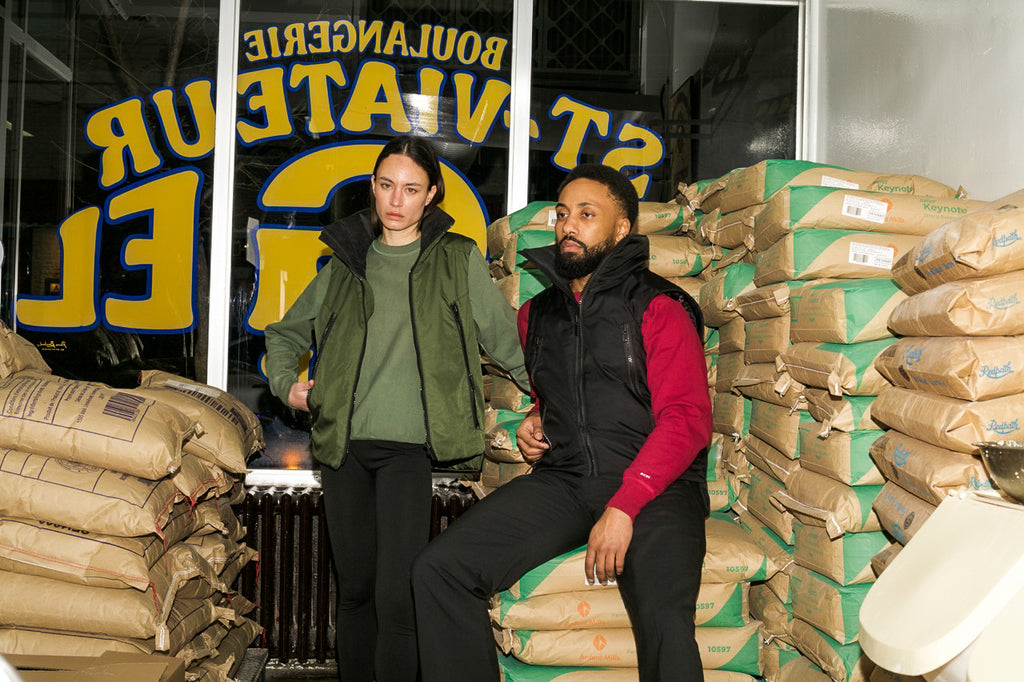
150, 79, 216, 159
103, 169, 201, 332
602, 121, 665, 199
289, 61, 347, 136
237, 66, 294, 145
549, 95, 611, 171
338, 60, 411, 134
16, 207, 101, 330
411, 67, 444, 135
84, 98, 164, 189
247, 227, 330, 332
451, 72, 509, 144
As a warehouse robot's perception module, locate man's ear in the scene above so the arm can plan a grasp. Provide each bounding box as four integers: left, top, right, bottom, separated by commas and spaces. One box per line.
614, 216, 632, 242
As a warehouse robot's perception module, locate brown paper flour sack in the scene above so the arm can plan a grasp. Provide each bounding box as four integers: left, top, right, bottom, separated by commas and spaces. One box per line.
753, 185, 987, 251
891, 188, 1024, 292
871, 386, 1024, 453
0, 323, 49, 379
789, 280, 906, 345
777, 339, 896, 398
772, 469, 883, 538
486, 202, 556, 262
871, 481, 935, 546
700, 204, 765, 249
874, 335, 1024, 401
754, 229, 922, 286
868, 430, 993, 505
697, 159, 960, 216
731, 363, 806, 409
887, 271, 1024, 337
0, 449, 182, 537
646, 235, 720, 278
743, 316, 791, 364
0, 370, 195, 478
133, 370, 263, 474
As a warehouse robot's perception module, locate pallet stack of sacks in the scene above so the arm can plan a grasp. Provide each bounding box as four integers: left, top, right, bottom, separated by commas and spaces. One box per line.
491, 513, 779, 681
866, 190, 1024, 573
0, 323, 262, 682
684, 159, 983, 682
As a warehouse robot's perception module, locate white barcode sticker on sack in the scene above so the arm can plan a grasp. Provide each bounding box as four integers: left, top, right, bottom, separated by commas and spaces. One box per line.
842, 195, 888, 224
821, 175, 860, 190
547, 209, 558, 227
849, 242, 895, 269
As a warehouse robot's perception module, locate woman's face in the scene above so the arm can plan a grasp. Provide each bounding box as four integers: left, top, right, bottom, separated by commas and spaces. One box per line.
371, 153, 437, 243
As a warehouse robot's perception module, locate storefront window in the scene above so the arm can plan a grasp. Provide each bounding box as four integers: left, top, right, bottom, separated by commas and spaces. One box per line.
4, 0, 220, 382
526, 0, 799, 202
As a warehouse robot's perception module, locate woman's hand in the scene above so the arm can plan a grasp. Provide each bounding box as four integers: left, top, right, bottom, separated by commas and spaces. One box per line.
287, 380, 315, 412
515, 411, 549, 463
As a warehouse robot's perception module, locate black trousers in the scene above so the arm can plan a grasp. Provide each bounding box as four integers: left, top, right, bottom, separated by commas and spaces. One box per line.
320, 440, 432, 682
412, 468, 707, 682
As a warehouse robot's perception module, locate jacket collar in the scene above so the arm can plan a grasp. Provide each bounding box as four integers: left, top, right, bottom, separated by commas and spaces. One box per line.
522, 234, 650, 299
319, 207, 456, 276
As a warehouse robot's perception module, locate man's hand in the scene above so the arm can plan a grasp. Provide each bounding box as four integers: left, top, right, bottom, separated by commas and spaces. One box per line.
287, 380, 315, 412
515, 412, 549, 463
585, 507, 633, 585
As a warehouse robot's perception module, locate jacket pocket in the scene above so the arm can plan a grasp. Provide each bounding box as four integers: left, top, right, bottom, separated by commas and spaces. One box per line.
450, 302, 480, 428
621, 323, 643, 394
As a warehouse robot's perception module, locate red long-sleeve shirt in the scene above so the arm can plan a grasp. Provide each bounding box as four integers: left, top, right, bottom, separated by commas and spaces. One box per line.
517, 292, 712, 519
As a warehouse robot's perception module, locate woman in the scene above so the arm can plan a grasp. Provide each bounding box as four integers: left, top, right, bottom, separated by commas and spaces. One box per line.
264, 135, 527, 681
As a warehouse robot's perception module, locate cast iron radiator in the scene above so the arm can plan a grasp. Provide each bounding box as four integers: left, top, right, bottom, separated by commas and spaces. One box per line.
235, 480, 476, 664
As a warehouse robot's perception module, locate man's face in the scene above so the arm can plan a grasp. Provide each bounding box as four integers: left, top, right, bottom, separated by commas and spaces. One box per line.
553, 178, 631, 281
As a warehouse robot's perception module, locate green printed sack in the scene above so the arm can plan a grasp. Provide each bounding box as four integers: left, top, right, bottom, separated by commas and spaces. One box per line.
497, 269, 552, 310
741, 435, 800, 486
777, 339, 897, 397
484, 409, 527, 462
754, 229, 921, 286
732, 363, 806, 409
665, 275, 705, 300
789, 280, 906, 344
753, 185, 986, 250
788, 618, 875, 682
874, 335, 1024, 401
637, 200, 692, 235
749, 582, 794, 639
492, 581, 748, 631
771, 469, 882, 539
895, 189, 1024, 291
746, 465, 796, 545
647, 234, 720, 277
498, 229, 559, 275
708, 473, 741, 513
699, 263, 757, 327
497, 656, 759, 682
887, 271, 1024, 337
506, 622, 762, 674
868, 430, 993, 505
794, 525, 889, 586
700, 204, 765, 249
697, 159, 959, 216
742, 316, 791, 365
719, 317, 747, 354
715, 351, 746, 394
736, 512, 795, 580
802, 390, 882, 435
762, 641, 805, 681
487, 202, 556, 261
871, 481, 936, 546
748, 401, 813, 457
735, 281, 809, 321
872, 386, 1024, 453
712, 391, 750, 440
790, 565, 871, 644
798, 426, 884, 487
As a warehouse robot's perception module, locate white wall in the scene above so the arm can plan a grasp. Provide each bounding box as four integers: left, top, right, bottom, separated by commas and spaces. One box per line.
812, 0, 1024, 200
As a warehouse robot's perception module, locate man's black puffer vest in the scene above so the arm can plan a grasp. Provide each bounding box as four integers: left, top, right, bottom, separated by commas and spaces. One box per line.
521, 234, 707, 483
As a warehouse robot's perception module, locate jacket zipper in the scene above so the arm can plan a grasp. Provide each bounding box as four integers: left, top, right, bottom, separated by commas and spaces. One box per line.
575, 302, 597, 476
408, 265, 434, 455
310, 313, 337, 380
450, 301, 480, 428
622, 324, 640, 390
346, 283, 369, 454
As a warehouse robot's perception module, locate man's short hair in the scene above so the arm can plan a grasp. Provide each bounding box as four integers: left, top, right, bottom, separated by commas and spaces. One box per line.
557, 163, 639, 231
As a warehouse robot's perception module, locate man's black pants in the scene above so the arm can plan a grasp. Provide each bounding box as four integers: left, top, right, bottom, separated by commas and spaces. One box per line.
412, 468, 707, 681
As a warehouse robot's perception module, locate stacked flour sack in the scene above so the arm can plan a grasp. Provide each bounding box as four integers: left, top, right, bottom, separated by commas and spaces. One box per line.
867, 190, 1024, 566
491, 513, 779, 681
0, 323, 262, 681
689, 160, 983, 681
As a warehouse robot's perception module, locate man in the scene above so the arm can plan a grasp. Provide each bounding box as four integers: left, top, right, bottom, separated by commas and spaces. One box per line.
412, 163, 712, 681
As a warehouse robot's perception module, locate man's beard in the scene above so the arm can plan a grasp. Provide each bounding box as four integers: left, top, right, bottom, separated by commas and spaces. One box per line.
553, 235, 616, 280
